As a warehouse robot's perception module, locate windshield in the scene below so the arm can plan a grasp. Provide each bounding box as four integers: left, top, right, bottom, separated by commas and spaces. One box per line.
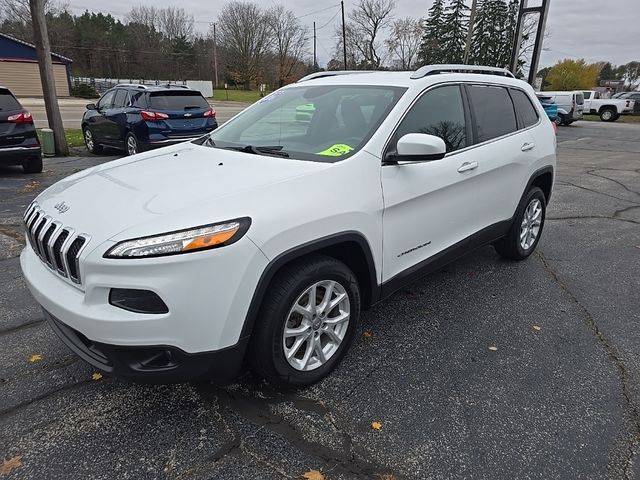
203, 85, 406, 162
148, 91, 210, 110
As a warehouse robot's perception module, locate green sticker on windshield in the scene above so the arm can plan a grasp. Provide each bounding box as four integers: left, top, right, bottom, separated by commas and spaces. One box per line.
317, 144, 354, 157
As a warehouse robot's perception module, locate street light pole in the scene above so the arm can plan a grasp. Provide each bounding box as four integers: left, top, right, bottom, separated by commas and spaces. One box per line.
463, 0, 478, 64
341, 1, 347, 69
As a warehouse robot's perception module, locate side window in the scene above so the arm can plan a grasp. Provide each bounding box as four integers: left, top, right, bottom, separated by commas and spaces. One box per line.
510, 89, 539, 128
97, 90, 116, 110
112, 89, 129, 108
467, 85, 517, 143
390, 85, 467, 154
584, 91, 591, 99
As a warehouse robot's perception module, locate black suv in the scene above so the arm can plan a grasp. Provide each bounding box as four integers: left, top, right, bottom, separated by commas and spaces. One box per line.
0, 86, 42, 173
82, 84, 218, 156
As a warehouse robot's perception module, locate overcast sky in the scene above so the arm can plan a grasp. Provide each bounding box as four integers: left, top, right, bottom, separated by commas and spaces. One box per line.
67, 0, 640, 68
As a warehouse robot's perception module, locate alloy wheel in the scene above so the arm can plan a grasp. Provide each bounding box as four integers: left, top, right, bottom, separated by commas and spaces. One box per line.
127, 135, 138, 155
84, 129, 94, 151
520, 198, 542, 250
282, 280, 350, 372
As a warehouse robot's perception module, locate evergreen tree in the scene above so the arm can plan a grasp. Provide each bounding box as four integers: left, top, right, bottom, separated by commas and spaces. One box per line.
440, 0, 469, 64
417, 0, 446, 66
469, 0, 492, 65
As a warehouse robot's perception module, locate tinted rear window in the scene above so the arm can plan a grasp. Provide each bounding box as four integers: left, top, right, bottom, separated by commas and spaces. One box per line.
510, 89, 539, 128
467, 85, 517, 143
148, 91, 209, 110
0, 90, 21, 111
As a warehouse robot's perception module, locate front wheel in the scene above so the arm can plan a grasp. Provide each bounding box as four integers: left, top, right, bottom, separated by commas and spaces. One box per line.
494, 187, 546, 260
249, 255, 361, 387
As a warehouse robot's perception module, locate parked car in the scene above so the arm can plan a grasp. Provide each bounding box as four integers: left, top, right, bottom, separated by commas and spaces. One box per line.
611, 91, 640, 114
21, 65, 556, 387
0, 86, 42, 173
582, 90, 635, 121
541, 91, 584, 125
536, 94, 558, 122
82, 84, 218, 156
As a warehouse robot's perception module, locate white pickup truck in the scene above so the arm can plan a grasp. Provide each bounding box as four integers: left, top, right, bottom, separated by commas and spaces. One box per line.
582, 91, 635, 122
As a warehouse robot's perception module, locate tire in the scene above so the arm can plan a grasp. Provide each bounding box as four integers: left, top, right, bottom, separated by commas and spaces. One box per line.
83, 127, 103, 154
125, 133, 139, 156
22, 155, 43, 174
612, 114, 620, 122
553, 115, 563, 126
494, 187, 546, 261
600, 108, 616, 122
249, 254, 361, 387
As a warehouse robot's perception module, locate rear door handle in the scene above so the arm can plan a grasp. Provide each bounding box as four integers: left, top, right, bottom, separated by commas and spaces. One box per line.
457, 161, 478, 173
521, 142, 536, 151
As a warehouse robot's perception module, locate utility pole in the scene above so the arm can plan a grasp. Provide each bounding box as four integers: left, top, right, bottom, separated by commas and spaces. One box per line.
341, 1, 347, 69
213, 22, 219, 88
313, 21, 317, 71
29, 0, 68, 156
463, 0, 478, 65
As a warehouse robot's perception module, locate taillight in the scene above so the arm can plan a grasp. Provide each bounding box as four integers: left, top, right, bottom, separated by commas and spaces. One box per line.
204, 109, 216, 118
8, 111, 33, 123
140, 111, 169, 121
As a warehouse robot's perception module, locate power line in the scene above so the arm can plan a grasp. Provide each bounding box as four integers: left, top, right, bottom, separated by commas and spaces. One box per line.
298, 4, 341, 19
315, 8, 341, 31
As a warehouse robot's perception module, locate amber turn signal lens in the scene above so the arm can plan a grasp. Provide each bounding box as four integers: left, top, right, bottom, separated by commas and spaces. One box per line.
182, 227, 239, 251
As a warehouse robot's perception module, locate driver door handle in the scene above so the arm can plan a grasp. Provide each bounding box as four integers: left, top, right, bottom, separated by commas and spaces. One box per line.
521, 142, 536, 151
457, 161, 478, 173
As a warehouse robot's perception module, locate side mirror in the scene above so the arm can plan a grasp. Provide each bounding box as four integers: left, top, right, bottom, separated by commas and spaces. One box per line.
86, 103, 96, 110
385, 133, 446, 164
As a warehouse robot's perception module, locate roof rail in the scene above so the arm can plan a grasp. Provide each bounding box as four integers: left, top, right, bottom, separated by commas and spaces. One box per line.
297, 71, 377, 83
411, 64, 515, 80
115, 83, 149, 89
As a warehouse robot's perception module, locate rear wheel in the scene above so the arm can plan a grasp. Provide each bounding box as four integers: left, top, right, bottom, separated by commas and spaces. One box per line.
125, 133, 139, 156
600, 108, 616, 122
22, 155, 42, 174
249, 254, 360, 387
83, 127, 103, 154
494, 187, 546, 260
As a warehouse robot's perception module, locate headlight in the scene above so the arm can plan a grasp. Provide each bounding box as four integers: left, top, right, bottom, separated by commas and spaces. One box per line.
105, 218, 251, 258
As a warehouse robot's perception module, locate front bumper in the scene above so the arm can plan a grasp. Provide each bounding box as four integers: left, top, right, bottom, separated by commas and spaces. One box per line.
45, 309, 248, 382
21, 234, 269, 380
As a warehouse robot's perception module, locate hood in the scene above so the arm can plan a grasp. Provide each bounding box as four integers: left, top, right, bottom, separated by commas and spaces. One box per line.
34, 143, 329, 243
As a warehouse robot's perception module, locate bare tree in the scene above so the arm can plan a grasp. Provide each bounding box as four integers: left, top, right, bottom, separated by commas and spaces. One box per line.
0, 0, 64, 23
267, 5, 308, 87
127, 6, 193, 40
386, 17, 421, 70
349, 0, 395, 69
215, 2, 272, 89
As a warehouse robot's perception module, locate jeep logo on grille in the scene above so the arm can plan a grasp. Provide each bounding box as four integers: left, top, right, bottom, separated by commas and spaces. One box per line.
54, 201, 70, 214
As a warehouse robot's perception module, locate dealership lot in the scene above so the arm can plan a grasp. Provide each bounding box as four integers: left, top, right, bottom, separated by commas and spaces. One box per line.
1, 121, 639, 479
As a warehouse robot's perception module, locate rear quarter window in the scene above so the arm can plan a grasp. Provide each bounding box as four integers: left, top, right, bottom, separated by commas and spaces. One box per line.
510, 89, 539, 128
467, 85, 517, 143
148, 91, 210, 110
0, 90, 22, 111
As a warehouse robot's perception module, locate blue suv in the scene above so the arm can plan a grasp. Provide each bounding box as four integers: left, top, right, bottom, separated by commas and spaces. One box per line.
82, 84, 218, 155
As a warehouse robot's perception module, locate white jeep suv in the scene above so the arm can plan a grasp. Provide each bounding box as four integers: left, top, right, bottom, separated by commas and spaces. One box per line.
21, 65, 556, 386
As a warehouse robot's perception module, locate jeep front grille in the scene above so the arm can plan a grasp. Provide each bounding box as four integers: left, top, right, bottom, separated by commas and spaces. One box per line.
23, 203, 90, 284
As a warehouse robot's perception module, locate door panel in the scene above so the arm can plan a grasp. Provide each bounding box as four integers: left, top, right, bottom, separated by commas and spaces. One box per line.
381, 84, 474, 282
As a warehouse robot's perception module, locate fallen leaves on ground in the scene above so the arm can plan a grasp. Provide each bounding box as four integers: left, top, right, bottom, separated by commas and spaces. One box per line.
91, 372, 103, 381
533, 325, 542, 331
363, 330, 372, 338
0, 455, 23, 476
20, 180, 41, 194
488, 346, 498, 351
371, 421, 382, 430
28, 354, 42, 362
302, 469, 325, 480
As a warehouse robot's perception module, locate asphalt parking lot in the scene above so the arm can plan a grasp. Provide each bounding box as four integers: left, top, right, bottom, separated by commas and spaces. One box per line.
1, 121, 639, 479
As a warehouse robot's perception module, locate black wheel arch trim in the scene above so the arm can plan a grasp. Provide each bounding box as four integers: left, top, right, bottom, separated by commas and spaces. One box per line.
525, 165, 554, 203
240, 231, 379, 340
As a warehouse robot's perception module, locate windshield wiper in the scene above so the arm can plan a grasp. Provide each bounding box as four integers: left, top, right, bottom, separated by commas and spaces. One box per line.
225, 145, 290, 158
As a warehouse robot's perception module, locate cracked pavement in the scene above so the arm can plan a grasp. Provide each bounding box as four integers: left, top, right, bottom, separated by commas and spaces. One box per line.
0, 121, 639, 479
